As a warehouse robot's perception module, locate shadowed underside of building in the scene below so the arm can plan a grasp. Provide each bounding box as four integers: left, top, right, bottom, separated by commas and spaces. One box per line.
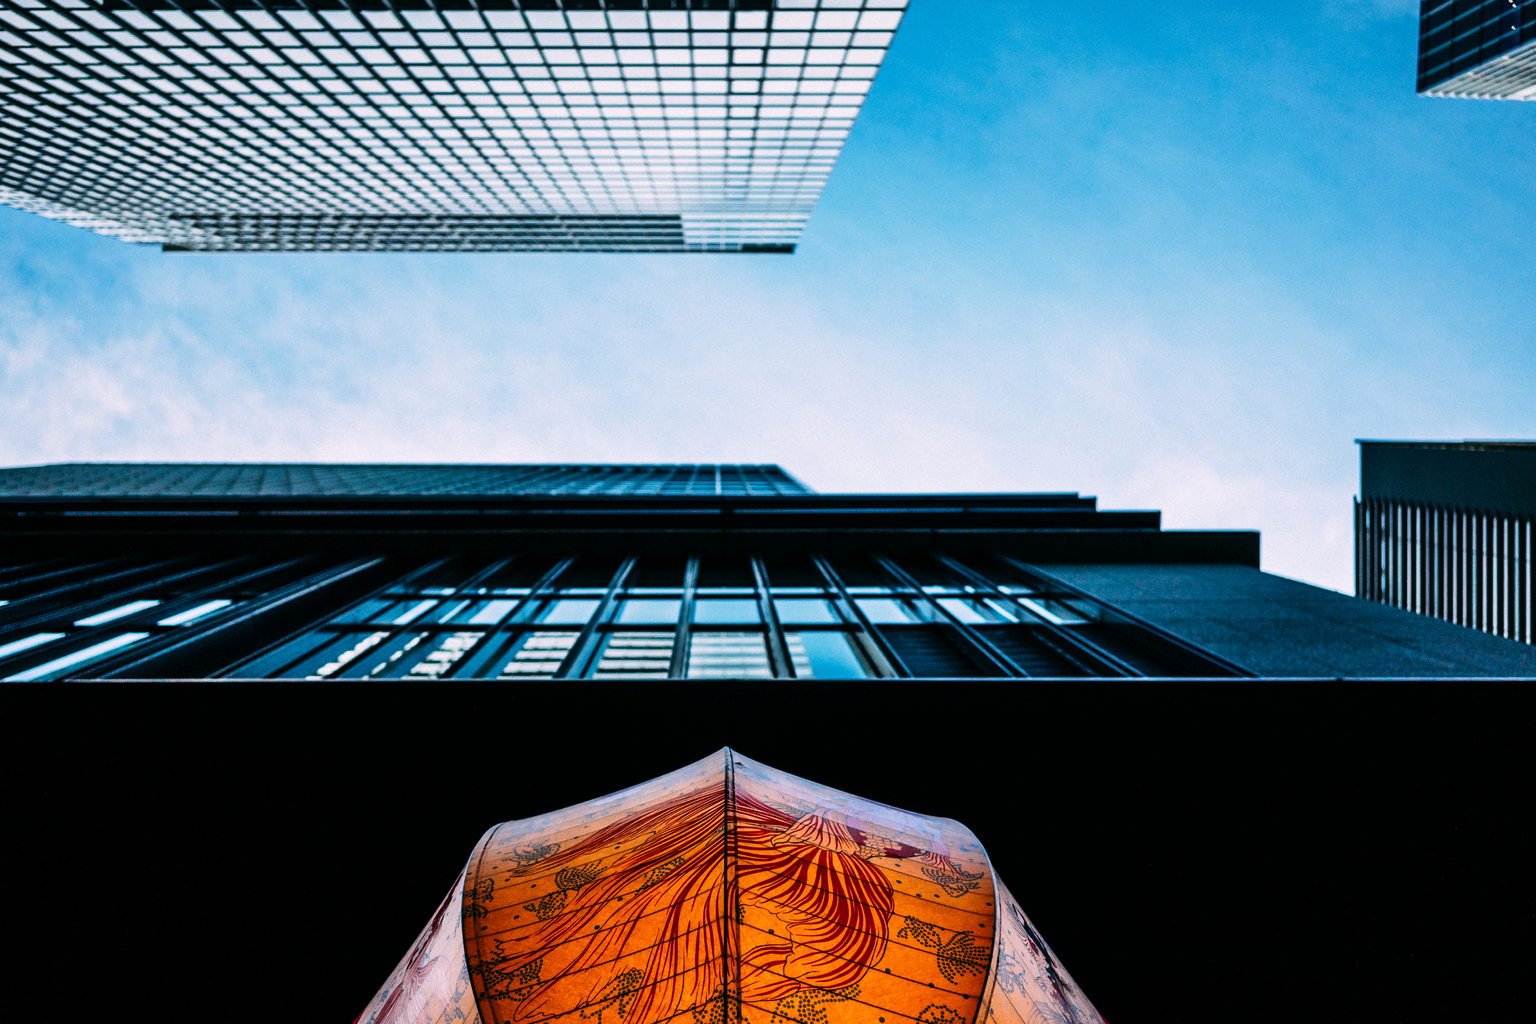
1418, 0, 1536, 99
4, 462, 1534, 680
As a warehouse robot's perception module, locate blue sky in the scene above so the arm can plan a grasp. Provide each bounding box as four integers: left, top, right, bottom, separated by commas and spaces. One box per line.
2, 0, 1533, 592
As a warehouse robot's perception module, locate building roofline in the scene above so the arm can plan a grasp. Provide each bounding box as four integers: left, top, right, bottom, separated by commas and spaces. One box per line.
1356, 439, 1536, 449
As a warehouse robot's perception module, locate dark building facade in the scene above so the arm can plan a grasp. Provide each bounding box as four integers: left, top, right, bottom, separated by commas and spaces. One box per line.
1356, 440, 1536, 644
1418, 0, 1536, 99
4, 461, 1534, 680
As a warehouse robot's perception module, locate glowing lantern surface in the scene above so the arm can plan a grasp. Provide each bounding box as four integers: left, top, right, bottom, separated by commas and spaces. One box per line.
357, 750, 1104, 1024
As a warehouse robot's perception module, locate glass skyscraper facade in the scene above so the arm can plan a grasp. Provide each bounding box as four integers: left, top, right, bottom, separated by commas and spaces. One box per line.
0, 461, 809, 497
1418, 0, 1536, 99
0, 1, 905, 251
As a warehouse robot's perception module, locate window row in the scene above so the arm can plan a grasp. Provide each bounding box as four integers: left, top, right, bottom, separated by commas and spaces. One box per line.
227, 552, 1239, 680
0, 549, 1240, 681
0, 8, 905, 39
13, 30, 896, 51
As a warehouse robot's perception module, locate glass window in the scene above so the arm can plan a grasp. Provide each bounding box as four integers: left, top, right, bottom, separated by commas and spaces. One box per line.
334, 598, 395, 624
773, 598, 836, 624
341, 630, 433, 679
936, 598, 1016, 624
686, 632, 771, 678
854, 598, 920, 624
693, 599, 760, 624
984, 598, 1021, 622
592, 632, 674, 678
786, 631, 867, 679
466, 598, 521, 625
389, 599, 439, 625
402, 631, 485, 678
433, 599, 474, 624
499, 632, 577, 678
534, 599, 600, 625
75, 599, 160, 626
4, 632, 149, 682
157, 599, 234, 626
617, 598, 680, 624
0, 632, 65, 661
1014, 597, 1091, 626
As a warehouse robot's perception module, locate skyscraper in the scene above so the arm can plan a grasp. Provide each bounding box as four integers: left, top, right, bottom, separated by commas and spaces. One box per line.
0, 1, 906, 252
4, 460, 1534, 680
1418, 0, 1536, 99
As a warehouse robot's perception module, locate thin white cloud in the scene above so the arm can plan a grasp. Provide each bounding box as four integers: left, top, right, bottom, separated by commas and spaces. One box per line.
0, 247, 1433, 595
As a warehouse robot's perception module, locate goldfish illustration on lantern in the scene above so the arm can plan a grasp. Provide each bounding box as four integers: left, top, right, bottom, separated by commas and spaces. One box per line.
358, 751, 1102, 1024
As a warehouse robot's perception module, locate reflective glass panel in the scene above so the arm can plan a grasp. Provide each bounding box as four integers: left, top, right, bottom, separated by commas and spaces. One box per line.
693, 599, 760, 625
303, 632, 391, 679
617, 599, 681, 624
390, 599, 440, 626
401, 632, 486, 679
787, 631, 867, 679
4, 632, 150, 682
0, 633, 65, 660
157, 599, 234, 627
593, 632, 674, 678
936, 598, 1016, 624
535, 599, 601, 625
1015, 597, 1091, 625
75, 599, 160, 627
499, 632, 577, 678
335, 598, 396, 625
467, 599, 521, 625
854, 598, 921, 624
686, 632, 770, 677
773, 598, 837, 624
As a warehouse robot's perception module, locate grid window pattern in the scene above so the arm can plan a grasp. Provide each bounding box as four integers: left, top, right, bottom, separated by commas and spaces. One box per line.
0, 551, 352, 681
0, 462, 811, 496
0, 548, 1248, 680
593, 631, 674, 678
0, 1, 906, 251
498, 631, 577, 678
685, 631, 770, 676
1418, 0, 1536, 97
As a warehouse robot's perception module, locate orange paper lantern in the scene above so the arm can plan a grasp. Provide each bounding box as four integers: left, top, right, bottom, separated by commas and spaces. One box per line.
357, 750, 1104, 1024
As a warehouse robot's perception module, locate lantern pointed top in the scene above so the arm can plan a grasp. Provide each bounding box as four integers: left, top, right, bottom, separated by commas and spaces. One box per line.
357, 750, 1103, 1024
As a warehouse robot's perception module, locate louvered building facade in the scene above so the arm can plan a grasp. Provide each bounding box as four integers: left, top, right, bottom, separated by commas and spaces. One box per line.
1356, 440, 1536, 645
